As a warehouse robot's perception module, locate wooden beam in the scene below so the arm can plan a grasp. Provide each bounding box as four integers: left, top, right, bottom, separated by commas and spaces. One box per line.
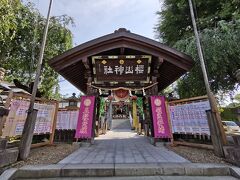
120, 47, 125, 55
169, 95, 208, 104
52, 39, 193, 72
82, 57, 90, 69
31, 141, 49, 149
153, 57, 164, 77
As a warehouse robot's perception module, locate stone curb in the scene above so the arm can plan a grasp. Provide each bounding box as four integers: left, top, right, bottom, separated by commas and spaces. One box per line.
0, 168, 17, 180
0, 163, 238, 179
60, 164, 114, 177
230, 167, 240, 179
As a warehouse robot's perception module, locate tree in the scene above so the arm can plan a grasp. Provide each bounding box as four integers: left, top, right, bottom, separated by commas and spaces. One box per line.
234, 93, 240, 104
0, 0, 21, 60
155, 0, 240, 46
175, 20, 240, 98
0, 1, 74, 99
155, 0, 240, 98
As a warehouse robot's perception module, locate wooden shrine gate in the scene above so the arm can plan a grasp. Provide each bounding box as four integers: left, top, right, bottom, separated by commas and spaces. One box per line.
48, 28, 194, 142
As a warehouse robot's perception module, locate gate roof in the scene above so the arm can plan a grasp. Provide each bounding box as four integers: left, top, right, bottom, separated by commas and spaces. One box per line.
48, 28, 194, 94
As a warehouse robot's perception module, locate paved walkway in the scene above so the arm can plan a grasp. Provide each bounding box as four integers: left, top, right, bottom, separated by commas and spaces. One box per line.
59, 127, 189, 164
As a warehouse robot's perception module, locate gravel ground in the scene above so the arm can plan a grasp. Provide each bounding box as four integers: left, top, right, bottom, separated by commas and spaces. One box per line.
167, 145, 230, 164
11, 143, 79, 168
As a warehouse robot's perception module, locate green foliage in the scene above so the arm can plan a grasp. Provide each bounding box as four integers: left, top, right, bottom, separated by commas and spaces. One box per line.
235, 94, 240, 103
137, 97, 144, 116
155, 0, 240, 46
0, 1, 73, 99
175, 20, 240, 98
0, 0, 20, 45
155, 0, 240, 98
99, 97, 105, 117
220, 107, 240, 121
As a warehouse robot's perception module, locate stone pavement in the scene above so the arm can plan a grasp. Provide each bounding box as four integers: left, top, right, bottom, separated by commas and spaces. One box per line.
4, 121, 240, 179
59, 128, 189, 164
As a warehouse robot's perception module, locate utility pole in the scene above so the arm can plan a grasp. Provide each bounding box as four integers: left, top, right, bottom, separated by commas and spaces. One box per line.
19, 0, 54, 160
188, 0, 226, 157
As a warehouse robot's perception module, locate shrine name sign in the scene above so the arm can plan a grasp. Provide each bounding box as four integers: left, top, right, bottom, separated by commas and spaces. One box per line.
92, 55, 151, 83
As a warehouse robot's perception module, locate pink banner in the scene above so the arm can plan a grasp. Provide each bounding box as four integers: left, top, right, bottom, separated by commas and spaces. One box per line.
75, 96, 95, 139
150, 96, 171, 138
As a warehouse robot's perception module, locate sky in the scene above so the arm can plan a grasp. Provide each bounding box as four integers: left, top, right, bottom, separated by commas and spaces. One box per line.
31, 0, 162, 96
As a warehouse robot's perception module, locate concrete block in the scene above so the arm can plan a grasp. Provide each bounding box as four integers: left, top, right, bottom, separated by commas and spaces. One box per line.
184, 163, 204, 176
0, 168, 17, 180
223, 146, 240, 166
0, 138, 7, 152
189, 163, 231, 176
61, 163, 114, 177
0, 148, 18, 168
160, 163, 185, 176
230, 167, 240, 179
185, 167, 204, 176
155, 142, 171, 147
79, 142, 92, 147
15, 164, 65, 178
203, 167, 230, 176
115, 163, 163, 176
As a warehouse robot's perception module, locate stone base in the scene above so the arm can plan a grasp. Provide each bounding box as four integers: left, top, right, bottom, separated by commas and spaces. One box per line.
224, 146, 240, 167
0, 148, 19, 168
0, 138, 7, 152
2, 163, 240, 179
79, 142, 92, 147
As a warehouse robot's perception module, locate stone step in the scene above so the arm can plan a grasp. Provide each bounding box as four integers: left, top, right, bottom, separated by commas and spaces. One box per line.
111, 119, 131, 130
1, 163, 240, 179
14, 176, 240, 180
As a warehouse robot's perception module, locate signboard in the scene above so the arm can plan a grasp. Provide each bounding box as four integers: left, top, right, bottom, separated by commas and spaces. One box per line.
56, 110, 79, 130
92, 55, 151, 83
150, 96, 171, 138
75, 96, 95, 139
2, 99, 56, 137
169, 100, 210, 135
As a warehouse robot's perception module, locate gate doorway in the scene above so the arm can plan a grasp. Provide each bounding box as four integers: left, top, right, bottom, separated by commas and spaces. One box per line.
48, 28, 194, 142
95, 89, 154, 141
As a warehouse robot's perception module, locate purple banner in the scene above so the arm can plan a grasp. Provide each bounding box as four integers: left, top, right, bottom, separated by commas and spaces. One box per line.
150, 96, 171, 138
75, 96, 95, 139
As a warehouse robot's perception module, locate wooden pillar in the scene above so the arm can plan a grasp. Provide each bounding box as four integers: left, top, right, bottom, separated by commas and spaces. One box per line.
206, 110, 224, 157
95, 97, 100, 137
19, 109, 38, 160
86, 77, 93, 95
151, 76, 158, 95
0, 91, 13, 137
132, 100, 137, 130
49, 101, 59, 144
208, 93, 227, 145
